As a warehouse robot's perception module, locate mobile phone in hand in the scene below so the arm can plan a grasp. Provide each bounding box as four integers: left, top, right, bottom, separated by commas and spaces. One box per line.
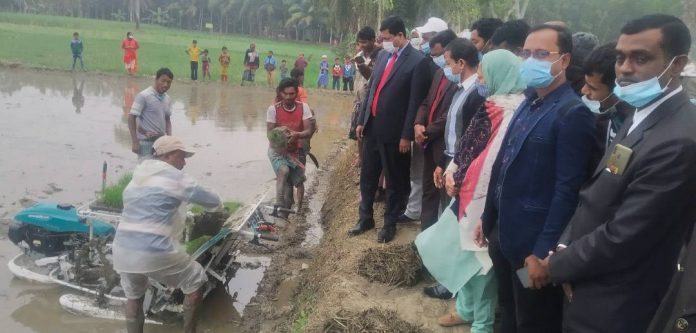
516, 266, 531, 288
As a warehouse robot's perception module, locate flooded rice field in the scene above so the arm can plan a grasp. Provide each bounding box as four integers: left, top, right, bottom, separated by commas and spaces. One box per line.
0, 67, 352, 332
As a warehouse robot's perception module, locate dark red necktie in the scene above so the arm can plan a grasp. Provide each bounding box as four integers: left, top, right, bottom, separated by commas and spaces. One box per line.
371, 52, 399, 117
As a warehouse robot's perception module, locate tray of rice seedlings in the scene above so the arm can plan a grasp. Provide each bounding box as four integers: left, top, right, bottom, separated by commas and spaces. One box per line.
89, 173, 132, 213
186, 201, 241, 249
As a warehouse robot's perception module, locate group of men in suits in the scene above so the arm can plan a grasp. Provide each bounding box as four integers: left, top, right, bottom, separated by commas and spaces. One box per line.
347, 13, 696, 333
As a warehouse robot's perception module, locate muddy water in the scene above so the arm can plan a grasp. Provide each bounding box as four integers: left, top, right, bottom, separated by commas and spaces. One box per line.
0, 67, 352, 332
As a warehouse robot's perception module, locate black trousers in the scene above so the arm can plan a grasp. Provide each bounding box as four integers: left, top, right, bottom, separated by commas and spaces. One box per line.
359, 131, 410, 227
488, 225, 564, 333
343, 77, 354, 92
421, 141, 449, 230
190, 61, 198, 80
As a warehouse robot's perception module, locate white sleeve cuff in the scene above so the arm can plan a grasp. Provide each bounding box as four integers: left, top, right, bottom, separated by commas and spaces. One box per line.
444, 161, 458, 175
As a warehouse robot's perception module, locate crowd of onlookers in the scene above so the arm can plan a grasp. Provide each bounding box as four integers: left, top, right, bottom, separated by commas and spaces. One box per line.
73, 11, 696, 333
342, 13, 696, 333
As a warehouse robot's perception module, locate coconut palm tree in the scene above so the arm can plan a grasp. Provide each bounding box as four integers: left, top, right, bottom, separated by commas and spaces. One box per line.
286, 0, 328, 42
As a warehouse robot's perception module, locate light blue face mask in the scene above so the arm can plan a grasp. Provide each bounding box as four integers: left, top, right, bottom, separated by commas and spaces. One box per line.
432, 54, 446, 69
475, 82, 489, 97
520, 57, 563, 88
443, 66, 460, 83
581, 94, 614, 114
613, 56, 678, 108
421, 43, 431, 55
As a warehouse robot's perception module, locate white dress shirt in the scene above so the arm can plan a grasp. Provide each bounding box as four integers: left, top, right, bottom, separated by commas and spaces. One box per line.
628, 86, 683, 135
445, 74, 479, 156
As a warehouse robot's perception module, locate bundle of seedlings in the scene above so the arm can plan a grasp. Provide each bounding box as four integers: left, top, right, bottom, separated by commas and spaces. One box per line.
186, 202, 241, 254
268, 126, 291, 152
356, 243, 423, 287
323, 308, 424, 333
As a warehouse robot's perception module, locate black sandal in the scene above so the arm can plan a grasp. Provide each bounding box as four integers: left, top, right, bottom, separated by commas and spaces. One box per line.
423, 283, 453, 299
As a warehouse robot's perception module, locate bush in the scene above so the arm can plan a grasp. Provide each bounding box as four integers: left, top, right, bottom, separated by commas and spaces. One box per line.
332, 37, 356, 63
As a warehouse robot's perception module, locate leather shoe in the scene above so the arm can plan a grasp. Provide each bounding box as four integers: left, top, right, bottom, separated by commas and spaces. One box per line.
424, 283, 453, 299
377, 226, 396, 243
396, 213, 419, 224
348, 219, 374, 236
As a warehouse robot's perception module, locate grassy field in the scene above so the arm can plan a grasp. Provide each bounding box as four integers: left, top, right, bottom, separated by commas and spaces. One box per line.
0, 12, 335, 85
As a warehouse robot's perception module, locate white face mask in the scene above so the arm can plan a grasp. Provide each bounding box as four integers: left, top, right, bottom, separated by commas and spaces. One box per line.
582, 94, 615, 114
613, 56, 680, 108
382, 41, 396, 53
411, 37, 423, 49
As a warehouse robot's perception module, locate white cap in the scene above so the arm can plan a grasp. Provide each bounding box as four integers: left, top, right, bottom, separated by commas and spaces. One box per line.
321, 55, 327, 58
153, 136, 195, 158
682, 62, 696, 77
416, 17, 448, 34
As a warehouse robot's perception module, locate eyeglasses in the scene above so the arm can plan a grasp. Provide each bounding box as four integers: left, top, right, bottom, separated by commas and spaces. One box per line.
519, 49, 562, 60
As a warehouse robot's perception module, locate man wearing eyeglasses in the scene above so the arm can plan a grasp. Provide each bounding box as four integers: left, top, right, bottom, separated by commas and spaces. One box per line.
479, 24, 597, 333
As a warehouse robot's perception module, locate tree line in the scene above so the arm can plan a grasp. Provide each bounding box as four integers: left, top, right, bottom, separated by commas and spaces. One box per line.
0, 0, 692, 47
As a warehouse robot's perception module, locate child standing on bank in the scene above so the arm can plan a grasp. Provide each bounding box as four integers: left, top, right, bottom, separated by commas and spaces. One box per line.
280, 60, 289, 80
317, 55, 329, 89
265, 51, 277, 88
201, 49, 212, 80
342, 57, 356, 93
219, 47, 231, 82
331, 57, 343, 91
70, 32, 84, 71
185, 40, 201, 81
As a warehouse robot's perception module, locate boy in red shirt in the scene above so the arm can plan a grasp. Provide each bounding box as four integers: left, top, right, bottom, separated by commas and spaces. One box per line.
332, 57, 344, 90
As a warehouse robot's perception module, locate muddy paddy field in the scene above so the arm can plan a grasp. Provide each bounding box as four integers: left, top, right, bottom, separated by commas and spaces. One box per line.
0, 67, 471, 333
0, 67, 351, 333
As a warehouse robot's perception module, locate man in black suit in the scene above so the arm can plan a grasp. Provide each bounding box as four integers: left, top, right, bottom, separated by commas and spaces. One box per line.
648, 225, 695, 333
536, 15, 696, 333
351, 16, 429, 243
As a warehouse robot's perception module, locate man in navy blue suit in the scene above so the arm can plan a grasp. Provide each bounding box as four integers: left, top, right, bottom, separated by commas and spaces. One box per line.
478, 24, 598, 333
351, 16, 430, 243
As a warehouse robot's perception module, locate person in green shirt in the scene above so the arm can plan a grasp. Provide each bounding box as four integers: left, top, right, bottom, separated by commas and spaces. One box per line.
185, 40, 201, 81
70, 32, 84, 71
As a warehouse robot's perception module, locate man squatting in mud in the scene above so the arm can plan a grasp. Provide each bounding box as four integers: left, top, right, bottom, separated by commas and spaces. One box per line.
112, 136, 224, 333
266, 78, 315, 211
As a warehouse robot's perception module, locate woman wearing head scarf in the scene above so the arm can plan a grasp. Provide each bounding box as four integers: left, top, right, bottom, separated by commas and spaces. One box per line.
416, 49, 526, 332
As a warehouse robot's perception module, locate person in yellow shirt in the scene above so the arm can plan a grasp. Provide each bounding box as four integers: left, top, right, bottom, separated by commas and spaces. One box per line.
186, 40, 201, 81
219, 46, 231, 82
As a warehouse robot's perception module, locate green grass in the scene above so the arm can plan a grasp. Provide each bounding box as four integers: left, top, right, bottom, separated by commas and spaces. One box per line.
99, 173, 133, 209
0, 12, 335, 85
291, 308, 310, 333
